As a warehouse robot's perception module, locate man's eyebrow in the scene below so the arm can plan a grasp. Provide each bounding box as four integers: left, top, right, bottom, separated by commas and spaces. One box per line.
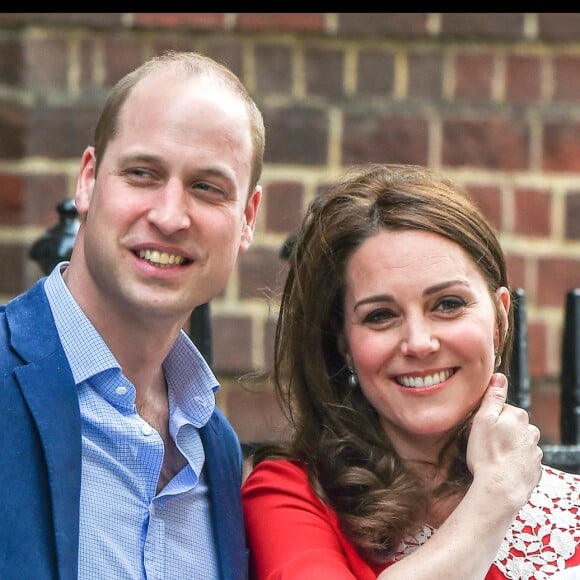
118, 153, 161, 165
194, 166, 233, 179
118, 154, 232, 177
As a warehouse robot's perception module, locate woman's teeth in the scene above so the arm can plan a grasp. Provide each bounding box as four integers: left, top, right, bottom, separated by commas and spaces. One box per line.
397, 369, 453, 388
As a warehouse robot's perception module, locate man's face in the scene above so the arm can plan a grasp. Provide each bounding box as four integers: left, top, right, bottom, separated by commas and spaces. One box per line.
69, 71, 261, 329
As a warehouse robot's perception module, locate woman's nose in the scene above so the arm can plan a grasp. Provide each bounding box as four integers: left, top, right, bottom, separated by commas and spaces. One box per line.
400, 319, 440, 358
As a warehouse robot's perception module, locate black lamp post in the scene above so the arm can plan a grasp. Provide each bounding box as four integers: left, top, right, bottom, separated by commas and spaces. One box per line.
29, 198, 80, 275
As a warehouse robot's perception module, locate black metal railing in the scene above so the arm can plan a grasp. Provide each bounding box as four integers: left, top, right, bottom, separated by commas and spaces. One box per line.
509, 289, 580, 473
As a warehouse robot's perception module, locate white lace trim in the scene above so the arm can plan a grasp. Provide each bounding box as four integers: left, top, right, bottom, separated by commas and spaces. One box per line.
393, 466, 580, 579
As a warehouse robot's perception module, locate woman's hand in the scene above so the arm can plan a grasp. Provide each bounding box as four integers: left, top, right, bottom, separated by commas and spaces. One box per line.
467, 372, 543, 510
378, 373, 543, 580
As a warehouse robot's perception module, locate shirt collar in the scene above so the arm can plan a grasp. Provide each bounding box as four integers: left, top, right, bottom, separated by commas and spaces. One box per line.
44, 262, 219, 426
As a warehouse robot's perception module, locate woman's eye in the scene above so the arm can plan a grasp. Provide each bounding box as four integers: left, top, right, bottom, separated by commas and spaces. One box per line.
363, 308, 394, 324
435, 297, 466, 312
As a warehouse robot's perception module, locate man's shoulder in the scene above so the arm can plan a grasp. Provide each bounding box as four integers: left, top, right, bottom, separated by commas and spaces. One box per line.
4, 278, 49, 318
1, 278, 60, 363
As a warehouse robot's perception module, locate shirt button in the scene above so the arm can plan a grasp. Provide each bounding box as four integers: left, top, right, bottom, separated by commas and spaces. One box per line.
141, 423, 153, 436
115, 386, 127, 395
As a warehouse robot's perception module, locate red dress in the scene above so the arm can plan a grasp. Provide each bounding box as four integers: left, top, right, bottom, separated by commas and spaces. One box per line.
242, 459, 580, 579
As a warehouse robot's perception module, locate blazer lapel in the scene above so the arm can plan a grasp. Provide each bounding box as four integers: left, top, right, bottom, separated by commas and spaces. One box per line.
201, 415, 247, 580
7, 281, 82, 579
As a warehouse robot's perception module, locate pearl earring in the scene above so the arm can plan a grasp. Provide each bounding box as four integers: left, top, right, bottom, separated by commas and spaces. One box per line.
348, 367, 359, 388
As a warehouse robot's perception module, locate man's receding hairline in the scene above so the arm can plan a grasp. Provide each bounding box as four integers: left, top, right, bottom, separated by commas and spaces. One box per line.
125, 66, 250, 113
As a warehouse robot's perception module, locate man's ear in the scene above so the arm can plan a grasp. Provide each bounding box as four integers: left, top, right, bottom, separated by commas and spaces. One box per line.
240, 185, 262, 252
74, 146, 97, 220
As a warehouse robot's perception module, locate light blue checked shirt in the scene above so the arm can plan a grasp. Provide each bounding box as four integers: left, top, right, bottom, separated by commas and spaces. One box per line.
44, 263, 220, 579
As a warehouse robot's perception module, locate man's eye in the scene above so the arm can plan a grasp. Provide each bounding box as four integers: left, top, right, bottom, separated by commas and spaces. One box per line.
126, 168, 152, 179
193, 182, 227, 198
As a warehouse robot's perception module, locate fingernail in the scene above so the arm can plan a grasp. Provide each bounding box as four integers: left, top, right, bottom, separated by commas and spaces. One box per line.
490, 373, 506, 388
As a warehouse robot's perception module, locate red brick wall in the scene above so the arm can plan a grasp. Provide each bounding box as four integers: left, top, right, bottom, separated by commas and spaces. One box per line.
2, 13, 580, 445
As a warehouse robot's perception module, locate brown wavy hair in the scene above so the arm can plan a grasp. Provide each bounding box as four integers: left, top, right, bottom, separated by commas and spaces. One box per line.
252, 163, 513, 564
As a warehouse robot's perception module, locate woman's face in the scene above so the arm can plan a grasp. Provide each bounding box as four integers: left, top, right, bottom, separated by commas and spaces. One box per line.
342, 228, 510, 462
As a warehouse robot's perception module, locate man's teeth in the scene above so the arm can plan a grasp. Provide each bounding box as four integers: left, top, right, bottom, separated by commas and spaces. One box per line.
397, 369, 453, 388
137, 249, 185, 267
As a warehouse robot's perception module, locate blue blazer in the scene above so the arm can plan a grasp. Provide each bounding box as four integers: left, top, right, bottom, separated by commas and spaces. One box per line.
0, 279, 248, 580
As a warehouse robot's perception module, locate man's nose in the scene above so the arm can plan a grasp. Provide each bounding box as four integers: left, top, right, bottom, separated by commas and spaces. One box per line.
147, 180, 191, 234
